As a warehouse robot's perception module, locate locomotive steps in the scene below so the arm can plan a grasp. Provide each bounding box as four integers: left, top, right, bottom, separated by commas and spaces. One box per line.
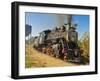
25, 45, 79, 68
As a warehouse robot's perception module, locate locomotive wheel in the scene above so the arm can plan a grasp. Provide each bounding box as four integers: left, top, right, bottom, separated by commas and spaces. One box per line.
46, 47, 54, 56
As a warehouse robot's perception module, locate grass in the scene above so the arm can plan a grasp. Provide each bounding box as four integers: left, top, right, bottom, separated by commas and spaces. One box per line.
25, 55, 38, 68
25, 45, 37, 68
25, 45, 45, 68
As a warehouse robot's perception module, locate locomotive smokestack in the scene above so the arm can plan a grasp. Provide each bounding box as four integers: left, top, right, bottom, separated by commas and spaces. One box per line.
67, 15, 72, 26
66, 15, 73, 30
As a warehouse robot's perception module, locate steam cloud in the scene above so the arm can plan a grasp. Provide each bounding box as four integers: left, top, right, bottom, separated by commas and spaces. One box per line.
57, 15, 72, 28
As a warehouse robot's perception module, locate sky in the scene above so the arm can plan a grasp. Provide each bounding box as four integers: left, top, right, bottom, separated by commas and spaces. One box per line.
25, 12, 89, 39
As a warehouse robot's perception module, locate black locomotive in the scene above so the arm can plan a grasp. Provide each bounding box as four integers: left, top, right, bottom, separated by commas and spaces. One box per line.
33, 23, 83, 63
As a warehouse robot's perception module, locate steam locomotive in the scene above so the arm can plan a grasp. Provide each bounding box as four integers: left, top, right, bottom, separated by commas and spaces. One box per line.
33, 23, 83, 63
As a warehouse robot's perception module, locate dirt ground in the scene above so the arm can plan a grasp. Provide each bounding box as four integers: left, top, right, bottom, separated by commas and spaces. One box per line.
25, 45, 79, 68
